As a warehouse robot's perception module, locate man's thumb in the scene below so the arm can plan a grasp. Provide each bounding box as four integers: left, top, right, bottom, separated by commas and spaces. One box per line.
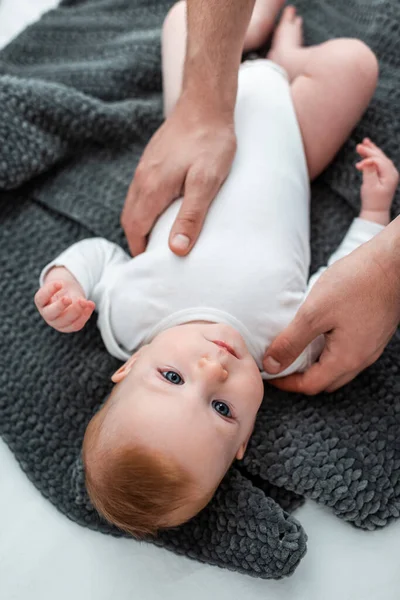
263, 311, 321, 374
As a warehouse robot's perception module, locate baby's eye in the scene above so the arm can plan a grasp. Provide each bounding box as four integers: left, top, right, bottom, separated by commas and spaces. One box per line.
161, 370, 184, 385
212, 400, 232, 418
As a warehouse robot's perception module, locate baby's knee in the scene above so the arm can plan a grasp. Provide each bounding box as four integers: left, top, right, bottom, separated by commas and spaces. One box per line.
340, 39, 379, 91
350, 39, 378, 81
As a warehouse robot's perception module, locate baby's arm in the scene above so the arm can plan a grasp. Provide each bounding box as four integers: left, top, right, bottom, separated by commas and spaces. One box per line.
34, 238, 130, 333
308, 139, 398, 290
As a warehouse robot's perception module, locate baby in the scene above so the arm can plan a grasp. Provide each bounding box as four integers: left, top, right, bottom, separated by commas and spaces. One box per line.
35, 2, 398, 537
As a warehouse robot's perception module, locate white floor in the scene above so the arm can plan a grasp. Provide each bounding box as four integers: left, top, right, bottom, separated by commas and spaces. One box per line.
2, 440, 400, 600
1, 2, 400, 599
0, 0, 56, 47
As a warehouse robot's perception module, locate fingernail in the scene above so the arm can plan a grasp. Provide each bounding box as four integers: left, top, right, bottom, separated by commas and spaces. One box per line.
264, 357, 281, 373
172, 234, 190, 251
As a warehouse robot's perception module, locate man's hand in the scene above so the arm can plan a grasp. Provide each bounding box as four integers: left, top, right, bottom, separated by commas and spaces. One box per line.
122, 0, 257, 257
263, 221, 400, 394
121, 95, 236, 257
34, 267, 96, 333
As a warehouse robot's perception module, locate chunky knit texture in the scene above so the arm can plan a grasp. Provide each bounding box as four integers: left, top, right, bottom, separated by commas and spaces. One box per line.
0, 0, 399, 580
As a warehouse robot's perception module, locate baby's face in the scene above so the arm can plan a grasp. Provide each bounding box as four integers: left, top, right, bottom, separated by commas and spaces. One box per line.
107, 323, 264, 519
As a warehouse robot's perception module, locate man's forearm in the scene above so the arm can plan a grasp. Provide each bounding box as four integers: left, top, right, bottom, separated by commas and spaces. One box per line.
379, 214, 400, 278
183, 0, 256, 115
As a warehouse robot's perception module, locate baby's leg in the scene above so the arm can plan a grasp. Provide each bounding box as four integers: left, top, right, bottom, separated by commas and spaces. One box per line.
162, 0, 285, 117
268, 7, 378, 180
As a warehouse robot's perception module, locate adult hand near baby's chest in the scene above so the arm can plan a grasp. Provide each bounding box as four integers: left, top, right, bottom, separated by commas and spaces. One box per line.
262, 218, 400, 394
121, 93, 236, 257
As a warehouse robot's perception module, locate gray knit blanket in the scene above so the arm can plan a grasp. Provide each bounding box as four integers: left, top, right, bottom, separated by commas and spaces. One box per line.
0, 0, 399, 580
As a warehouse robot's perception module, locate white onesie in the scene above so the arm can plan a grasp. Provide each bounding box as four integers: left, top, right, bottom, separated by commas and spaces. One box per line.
40, 61, 384, 379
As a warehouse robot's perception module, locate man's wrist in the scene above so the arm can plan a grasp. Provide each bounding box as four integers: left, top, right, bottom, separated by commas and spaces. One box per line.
182, 55, 238, 117
179, 82, 236, 126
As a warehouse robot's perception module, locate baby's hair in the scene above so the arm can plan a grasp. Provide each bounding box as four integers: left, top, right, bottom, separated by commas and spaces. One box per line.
82, 401, 202, 538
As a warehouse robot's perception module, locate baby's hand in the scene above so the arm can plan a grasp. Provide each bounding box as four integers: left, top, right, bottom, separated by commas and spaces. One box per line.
34, 267, 96, 333
356, 138, 399, 225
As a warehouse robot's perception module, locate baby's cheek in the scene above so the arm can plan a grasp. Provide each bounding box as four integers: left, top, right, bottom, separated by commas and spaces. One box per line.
248, 371, 265, 408
235, 372, 263, 412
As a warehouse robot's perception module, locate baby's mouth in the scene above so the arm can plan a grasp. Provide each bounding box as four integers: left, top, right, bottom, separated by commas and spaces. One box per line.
211, 340, 239, 359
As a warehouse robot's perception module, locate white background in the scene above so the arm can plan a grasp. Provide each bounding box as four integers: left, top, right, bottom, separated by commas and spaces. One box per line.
1, 2, 399, 599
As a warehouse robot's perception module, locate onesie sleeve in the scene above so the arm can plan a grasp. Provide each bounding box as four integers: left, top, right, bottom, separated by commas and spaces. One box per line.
306, 218, 385, 292
39, 237, 130, 305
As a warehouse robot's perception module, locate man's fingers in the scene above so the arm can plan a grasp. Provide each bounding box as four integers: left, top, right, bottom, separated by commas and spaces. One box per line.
122, 169, 180, 257
263, 307, 325, 374
269, 359, 341, 395
125, 230, 147, 257
169, 166, 221, 255
325, 371, 357, 393
269, 338, 372, 395
34, 281, 62, 309
324, 344, 386, 393
121, 180, 149, 256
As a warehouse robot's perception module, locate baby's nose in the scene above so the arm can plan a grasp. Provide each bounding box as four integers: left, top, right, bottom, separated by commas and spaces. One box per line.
198, 355, 228, 382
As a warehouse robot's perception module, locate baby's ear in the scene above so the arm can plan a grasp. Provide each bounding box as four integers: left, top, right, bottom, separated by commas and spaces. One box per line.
235, 419, 257, 460
236, 430, 254, 461
111, 350, 142, 383
236, 442, 248, 461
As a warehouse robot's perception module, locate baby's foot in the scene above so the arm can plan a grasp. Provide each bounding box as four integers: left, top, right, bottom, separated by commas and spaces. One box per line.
267, 6, 303, 63
243, 0, 286, 52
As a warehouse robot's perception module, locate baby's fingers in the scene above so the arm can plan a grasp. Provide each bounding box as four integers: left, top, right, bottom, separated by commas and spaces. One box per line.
356, 142, 384, 162
355, 157, 378, 172
42, 296, 72, 322
362, 138, 387, 158
78, 299, 95, 310
58, 304, 95, 333
48, 287, 70, 304
356, 143, 375, 159
357, 155, 398, 185
49, 298, 90, 328
34, 281, 63, 310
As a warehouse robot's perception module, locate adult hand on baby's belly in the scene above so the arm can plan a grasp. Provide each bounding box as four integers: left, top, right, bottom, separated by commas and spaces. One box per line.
262, 217, 400, 394
121, 94, 236, 257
